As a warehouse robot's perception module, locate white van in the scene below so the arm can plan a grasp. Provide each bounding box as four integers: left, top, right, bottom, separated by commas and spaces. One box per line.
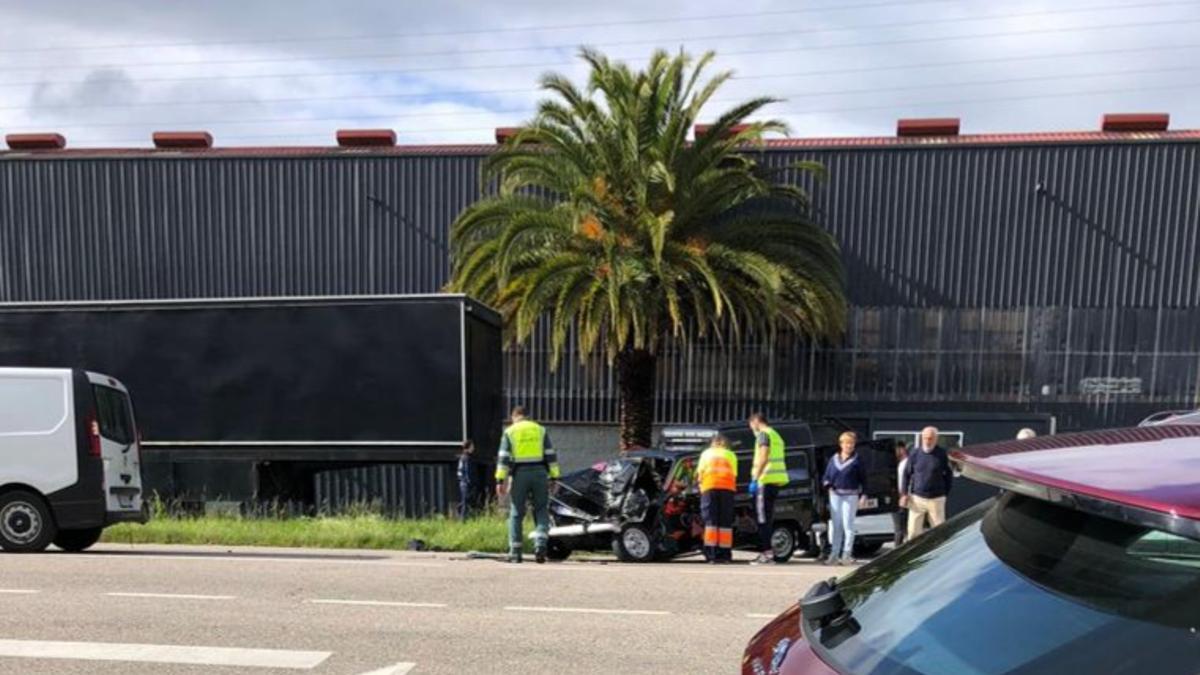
0, 368, 146, 552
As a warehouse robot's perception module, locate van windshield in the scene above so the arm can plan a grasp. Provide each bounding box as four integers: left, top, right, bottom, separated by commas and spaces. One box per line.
93, 385, 135, 445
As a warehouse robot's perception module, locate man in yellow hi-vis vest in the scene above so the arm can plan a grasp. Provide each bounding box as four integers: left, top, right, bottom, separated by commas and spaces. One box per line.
495, 405, 560, 563
749, 413, 789, 565
696, 434, 737, 564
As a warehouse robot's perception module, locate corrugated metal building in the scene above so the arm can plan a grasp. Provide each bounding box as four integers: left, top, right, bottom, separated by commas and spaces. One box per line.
1, 119, 1198, 447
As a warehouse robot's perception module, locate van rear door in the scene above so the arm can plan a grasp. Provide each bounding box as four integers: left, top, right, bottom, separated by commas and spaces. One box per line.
86, 373, 143, 517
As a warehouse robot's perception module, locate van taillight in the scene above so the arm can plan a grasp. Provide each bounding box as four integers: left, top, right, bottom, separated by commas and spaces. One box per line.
88, 418, 102, 457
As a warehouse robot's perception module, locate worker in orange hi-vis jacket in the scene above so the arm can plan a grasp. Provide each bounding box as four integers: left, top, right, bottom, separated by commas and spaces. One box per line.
695, 434, 738, 564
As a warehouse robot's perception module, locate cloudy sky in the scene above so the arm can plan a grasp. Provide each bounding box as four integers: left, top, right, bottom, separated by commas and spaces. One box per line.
0, 0, 1196, 147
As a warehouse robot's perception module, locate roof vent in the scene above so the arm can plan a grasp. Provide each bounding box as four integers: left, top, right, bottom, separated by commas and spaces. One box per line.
1101, 113, 1169, 132
5, 133, 66, 150
693, 123, 750, 140
335, 129, 396, 147
494, 127, 525, 144
152, 131, 213, 149
897, 118, 961, 137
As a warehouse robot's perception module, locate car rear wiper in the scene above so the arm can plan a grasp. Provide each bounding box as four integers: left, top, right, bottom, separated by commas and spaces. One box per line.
800, 577, 862, 650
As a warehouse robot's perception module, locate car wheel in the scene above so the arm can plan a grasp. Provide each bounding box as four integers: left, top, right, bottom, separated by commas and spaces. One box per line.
0, 490, 57, 553
770, 524, 797, 563
546, 540, 572, 561
53, 527, 104, 553
612, 524, 656, 563
854, 540, 884, 558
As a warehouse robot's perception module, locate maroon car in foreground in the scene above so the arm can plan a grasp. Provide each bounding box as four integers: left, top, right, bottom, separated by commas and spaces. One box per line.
743, 425, 1200, 675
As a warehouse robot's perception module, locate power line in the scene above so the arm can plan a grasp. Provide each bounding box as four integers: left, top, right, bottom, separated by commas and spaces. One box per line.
2, 14, 1196, 91
4, 63, 1195, 129
46, 79, 1200, 145
0, 2, 1190, 75
0, 0, 957, 54
1, 43, 1197, 115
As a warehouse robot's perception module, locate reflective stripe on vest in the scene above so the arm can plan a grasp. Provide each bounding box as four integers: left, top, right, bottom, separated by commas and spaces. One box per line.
759, 426, 789, 486
697, 447, 738, 492
506, 420, 546, 463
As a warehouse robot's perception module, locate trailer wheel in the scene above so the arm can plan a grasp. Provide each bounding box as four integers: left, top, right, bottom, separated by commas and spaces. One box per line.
546, 540, 572, 561
53, 527, 104, 553
612, 524, 656, 563
0, 490, 57, 553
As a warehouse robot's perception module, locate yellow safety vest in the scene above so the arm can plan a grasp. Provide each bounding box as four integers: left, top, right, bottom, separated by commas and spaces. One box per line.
507, 420, 547, 463
495, 419, 560, 481
759, 426, 789, 486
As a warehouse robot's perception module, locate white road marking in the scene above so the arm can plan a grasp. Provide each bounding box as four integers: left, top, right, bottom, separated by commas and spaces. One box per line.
0, 589, 39, 595
0, 639, 331, 669
308, 599, 446, 608
355, 662, 417, 675
105, 592, 235, 601
504, 605, 671, 616
745, 613, 779, 619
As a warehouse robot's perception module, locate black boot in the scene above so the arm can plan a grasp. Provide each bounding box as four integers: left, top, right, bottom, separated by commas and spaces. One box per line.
507, 550, 523, 564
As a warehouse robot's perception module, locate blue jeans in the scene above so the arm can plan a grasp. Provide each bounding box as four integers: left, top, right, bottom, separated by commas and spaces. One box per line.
829, 491, 859, 559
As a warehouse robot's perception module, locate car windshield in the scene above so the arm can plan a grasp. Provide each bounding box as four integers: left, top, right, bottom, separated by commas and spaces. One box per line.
811, 492, 1200, 674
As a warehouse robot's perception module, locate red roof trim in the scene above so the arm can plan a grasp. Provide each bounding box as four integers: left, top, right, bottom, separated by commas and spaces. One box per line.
2, 129, 1199, 159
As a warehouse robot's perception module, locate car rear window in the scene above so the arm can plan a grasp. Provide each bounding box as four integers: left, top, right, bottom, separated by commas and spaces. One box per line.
93, 385, 135, 445
809, 493, 1200, 674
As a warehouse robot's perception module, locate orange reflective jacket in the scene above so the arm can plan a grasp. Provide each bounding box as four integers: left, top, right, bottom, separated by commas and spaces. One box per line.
697, 446, 738, 492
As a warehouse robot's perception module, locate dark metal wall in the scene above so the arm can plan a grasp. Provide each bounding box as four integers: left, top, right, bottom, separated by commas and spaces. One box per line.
2, 140, 1198, 432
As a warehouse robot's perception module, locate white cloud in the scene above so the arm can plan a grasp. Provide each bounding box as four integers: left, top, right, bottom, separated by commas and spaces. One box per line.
0, 0, 1196, 146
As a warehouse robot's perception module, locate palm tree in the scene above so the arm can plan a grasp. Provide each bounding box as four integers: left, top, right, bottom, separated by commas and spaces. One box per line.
449, 48, 846, 449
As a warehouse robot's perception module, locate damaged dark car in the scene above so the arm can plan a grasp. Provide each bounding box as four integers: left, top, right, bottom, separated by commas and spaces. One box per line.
544, 420, 899, 563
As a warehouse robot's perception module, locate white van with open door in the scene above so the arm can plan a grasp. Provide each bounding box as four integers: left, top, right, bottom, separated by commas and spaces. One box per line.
0, 367, 146, 552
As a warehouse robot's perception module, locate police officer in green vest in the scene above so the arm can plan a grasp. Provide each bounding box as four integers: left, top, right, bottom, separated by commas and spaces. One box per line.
494, 405, 560, 564
748, 412, 789, 565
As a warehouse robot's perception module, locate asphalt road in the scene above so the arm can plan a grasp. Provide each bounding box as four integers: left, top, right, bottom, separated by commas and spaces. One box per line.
0, 543, 857, 674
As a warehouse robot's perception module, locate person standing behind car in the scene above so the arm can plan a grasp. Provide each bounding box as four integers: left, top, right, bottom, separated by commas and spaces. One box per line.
892, 440, 909, 547
822, 432, 868, 565
900, 426, 954, 540
748, 413, 789, 565
456, 440, 475, 521
495, 406, 560, 564
696, 434, 738, 564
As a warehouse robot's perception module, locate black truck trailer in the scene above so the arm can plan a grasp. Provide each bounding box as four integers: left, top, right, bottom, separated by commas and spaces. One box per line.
0, 294, 503, 516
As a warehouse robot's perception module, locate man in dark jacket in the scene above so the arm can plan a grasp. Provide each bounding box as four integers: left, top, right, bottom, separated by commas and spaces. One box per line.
900, 426, 953, 539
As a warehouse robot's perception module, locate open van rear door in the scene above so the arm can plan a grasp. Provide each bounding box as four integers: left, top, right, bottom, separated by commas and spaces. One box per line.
86, 373, 144, 519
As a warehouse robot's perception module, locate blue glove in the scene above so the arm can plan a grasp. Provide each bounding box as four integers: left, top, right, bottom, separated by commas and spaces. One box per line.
748, 480, 759, 496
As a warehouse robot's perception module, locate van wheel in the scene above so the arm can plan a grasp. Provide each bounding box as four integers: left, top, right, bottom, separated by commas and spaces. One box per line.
54, 527, 104, 553
612, 524, 656, 563
0, 491, 57, 553
770, 524, 797, 563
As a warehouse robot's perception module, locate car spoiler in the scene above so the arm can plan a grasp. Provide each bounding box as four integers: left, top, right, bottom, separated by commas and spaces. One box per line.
952, 425, 1200, 541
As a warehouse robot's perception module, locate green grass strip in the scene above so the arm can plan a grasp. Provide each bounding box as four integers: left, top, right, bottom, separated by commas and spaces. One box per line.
101, 514, 513, 552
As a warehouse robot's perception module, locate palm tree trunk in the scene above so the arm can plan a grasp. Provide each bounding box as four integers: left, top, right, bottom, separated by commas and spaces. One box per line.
616, 347, 656, 450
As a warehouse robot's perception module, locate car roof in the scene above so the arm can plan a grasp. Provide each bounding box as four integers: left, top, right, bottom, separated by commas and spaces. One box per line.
952, 425, 1200, 538
1143, 410, 1200, 426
